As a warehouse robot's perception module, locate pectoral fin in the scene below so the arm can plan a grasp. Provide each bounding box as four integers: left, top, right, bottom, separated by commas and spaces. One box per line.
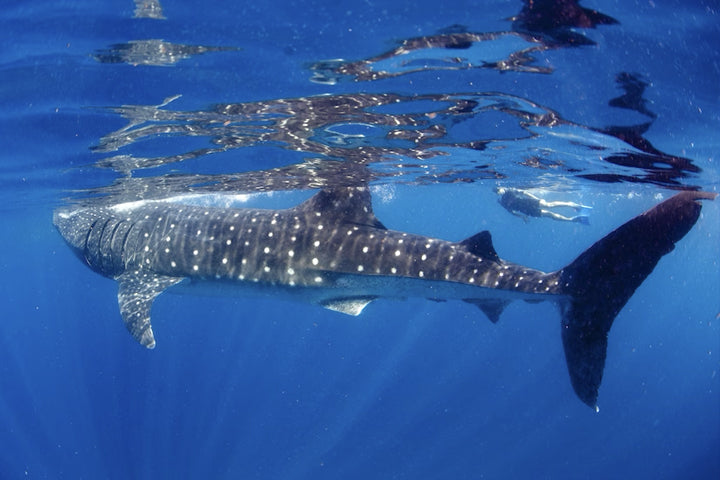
116, 271, 184, 349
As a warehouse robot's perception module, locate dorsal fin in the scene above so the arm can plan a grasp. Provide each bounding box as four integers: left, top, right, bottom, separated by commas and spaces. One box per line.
296, 187, 386, 229
459, 231, 499, 262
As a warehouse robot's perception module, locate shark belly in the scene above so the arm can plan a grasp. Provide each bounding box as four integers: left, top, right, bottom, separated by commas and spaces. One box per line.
169, 271, 555, 317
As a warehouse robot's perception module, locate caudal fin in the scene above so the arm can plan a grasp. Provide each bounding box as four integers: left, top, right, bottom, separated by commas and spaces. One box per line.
559, 191, 715, 409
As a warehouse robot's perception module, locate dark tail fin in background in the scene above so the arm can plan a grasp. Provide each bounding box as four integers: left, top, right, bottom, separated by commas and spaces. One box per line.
559, 191, 715, 409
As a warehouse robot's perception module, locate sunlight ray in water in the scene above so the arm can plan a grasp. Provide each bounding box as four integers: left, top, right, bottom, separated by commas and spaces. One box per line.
280, 308, 430, 478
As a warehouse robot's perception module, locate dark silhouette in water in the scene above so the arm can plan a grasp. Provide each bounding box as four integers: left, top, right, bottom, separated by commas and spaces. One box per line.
608, 72, 657, 118
512, 0, 618, 46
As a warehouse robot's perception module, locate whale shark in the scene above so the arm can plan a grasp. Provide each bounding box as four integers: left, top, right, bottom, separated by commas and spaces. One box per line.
54, 188, 714, 408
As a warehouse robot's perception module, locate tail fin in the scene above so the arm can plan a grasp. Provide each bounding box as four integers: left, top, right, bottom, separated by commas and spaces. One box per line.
559, 191, 715, 409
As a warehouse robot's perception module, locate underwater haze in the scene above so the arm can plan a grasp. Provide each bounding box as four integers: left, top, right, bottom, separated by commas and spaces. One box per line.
1, 0, 719, 478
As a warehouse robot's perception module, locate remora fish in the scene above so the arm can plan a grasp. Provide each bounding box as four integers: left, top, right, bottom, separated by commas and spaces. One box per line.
53, 188, 715, 407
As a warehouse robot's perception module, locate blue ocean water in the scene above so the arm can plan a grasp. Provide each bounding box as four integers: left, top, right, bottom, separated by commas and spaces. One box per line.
1, 0, 719, 478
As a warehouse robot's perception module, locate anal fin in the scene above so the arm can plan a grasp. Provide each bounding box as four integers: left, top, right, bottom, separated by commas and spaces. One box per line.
463, 298, 509, 323
320, 296, 377, 316
116, 271, 184, 348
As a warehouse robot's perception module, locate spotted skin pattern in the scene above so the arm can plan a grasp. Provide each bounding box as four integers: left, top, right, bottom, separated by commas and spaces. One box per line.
54, 188, 563, 348
60, 189, 563, 306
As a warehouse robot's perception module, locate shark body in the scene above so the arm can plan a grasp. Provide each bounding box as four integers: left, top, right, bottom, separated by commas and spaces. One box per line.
54, 188, 714, 407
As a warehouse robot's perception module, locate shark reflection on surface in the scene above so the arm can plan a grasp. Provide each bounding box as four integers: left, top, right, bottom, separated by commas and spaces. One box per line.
93, 39, 237, 66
